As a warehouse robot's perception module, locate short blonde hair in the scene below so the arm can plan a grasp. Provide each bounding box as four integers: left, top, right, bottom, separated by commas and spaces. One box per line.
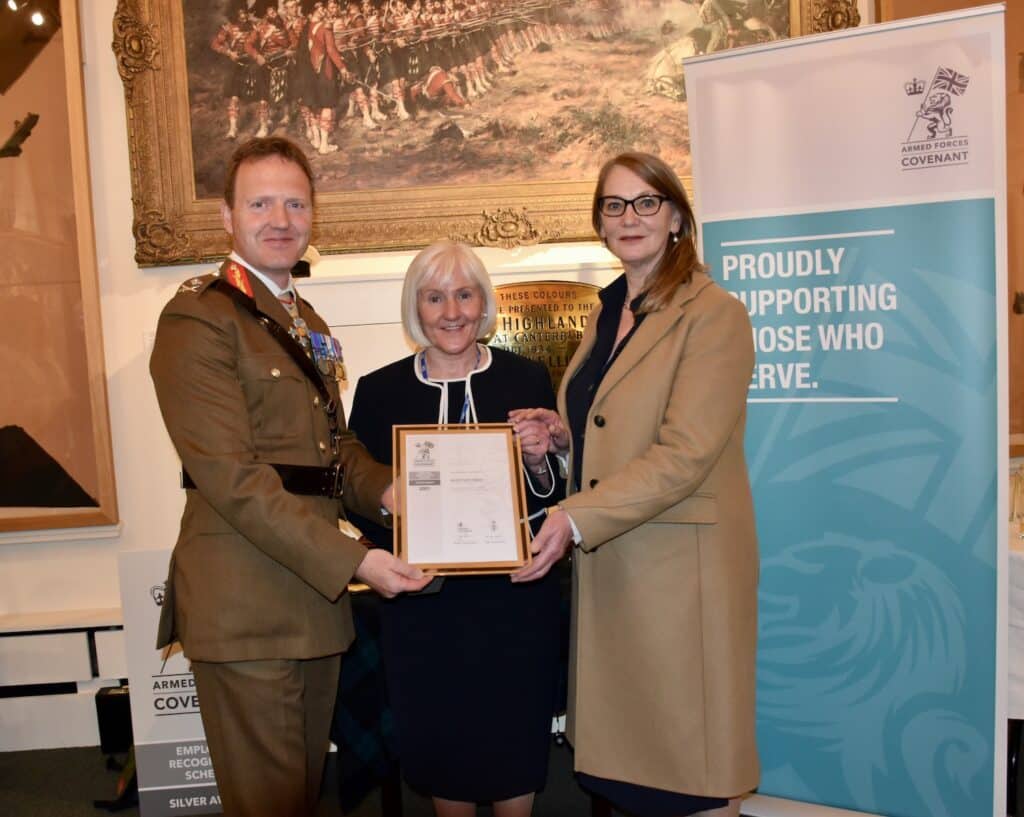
401, 241, 498, 348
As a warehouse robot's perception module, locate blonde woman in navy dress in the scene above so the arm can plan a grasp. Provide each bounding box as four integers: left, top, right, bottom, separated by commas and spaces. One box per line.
346, 241, 565, 817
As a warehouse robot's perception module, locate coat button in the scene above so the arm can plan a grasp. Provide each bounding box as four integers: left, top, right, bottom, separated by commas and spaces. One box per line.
594, 415, 606, 427
270, 368, 281, 378
313, 396, 320, 407
589, 478, 599, 489
318, 441, 327, 452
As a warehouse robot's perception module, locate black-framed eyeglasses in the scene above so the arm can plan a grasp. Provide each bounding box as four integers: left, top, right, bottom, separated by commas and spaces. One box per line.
598, 194, 670, 217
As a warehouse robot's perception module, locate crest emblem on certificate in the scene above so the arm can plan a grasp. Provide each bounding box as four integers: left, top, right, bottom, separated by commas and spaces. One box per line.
414, 441, 435, 466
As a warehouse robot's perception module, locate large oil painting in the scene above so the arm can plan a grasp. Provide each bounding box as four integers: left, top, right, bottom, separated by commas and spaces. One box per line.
114, 0, 860, 263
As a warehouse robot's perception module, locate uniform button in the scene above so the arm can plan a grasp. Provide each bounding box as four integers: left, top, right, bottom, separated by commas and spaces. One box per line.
270, 368, 281, 378
313, 396, 320, 407
318, 441, 327, 452
589, 478, 599, 489
593, 415, 606, 427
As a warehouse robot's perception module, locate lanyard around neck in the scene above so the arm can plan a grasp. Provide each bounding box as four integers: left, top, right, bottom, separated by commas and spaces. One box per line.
419, 345, 481, 424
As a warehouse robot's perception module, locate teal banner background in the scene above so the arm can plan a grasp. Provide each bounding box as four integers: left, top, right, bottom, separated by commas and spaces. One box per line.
703, 199, 997, 817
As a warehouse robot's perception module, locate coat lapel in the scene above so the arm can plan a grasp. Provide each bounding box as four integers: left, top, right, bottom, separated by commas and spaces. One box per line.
592, 272, 714, 406
254, 279, 296, 331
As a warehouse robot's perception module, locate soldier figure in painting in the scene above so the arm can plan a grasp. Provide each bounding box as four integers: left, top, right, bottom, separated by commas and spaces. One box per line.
280, 0, 317, 147
246, 6, 295, 137
382, 0, 416, 121
210, 8, 254, 140
334, 1, 382, 129
306, 2, 349, 152
359, 0, 394, 123
677, 0, 716, 53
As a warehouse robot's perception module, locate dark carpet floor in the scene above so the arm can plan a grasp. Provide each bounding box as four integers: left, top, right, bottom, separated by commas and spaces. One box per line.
0, 740, 595, 817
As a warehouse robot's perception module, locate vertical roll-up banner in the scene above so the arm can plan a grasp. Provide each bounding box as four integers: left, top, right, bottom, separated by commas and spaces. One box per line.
685, 7, 1007, 817
119, 550, 222, 816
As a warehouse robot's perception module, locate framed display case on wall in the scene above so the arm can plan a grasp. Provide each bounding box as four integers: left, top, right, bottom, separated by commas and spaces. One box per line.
0, 0, 119, 531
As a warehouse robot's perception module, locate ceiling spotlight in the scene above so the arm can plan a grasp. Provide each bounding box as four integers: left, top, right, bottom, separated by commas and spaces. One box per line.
7, 0, 18, 10
30, 10, 43, 25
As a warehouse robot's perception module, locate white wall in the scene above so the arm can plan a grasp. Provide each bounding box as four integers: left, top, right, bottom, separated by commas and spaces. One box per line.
0, 0, 615, 619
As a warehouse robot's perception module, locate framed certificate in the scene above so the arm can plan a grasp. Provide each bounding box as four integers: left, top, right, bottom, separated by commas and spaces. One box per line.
393, 424, 533, 575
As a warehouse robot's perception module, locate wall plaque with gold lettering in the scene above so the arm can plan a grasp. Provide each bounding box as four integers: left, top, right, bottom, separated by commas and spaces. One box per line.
488, 281, 602, 391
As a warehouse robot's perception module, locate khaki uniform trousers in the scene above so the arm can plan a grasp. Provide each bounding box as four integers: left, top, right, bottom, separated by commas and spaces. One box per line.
191, 654, 341, 817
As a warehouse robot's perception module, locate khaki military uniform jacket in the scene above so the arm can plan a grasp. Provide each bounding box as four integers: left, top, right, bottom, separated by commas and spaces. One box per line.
150, 265, 391, 662
559, 272, 760, 797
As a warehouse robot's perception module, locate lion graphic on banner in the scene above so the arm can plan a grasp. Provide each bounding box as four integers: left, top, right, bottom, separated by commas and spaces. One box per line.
757, 534, 987, 816
916, 90, 953, 139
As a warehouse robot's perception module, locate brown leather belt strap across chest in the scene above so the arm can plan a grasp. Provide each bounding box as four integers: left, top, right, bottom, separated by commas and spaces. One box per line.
181, 463, 344, 498
209, 277, 343, 447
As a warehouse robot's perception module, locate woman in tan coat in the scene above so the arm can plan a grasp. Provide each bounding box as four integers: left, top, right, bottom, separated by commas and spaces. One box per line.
510, 152, 759, 817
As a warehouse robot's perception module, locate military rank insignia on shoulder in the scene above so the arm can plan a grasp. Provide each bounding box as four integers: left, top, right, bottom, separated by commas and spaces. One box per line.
176, 273, 218, 295
221, 261, 255, 298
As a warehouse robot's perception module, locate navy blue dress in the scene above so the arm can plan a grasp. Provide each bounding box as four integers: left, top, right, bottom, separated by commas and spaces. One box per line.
348, 346, 566, 802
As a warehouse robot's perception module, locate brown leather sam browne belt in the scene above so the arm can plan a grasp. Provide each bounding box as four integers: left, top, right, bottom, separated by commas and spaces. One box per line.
181, 463, 344, 498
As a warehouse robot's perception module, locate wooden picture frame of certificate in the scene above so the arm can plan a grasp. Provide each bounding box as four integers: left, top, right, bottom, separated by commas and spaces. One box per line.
393, 424, 532, 575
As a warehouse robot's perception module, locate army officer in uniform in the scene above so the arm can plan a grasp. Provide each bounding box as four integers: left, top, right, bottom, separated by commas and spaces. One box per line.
150, 136, 430, 817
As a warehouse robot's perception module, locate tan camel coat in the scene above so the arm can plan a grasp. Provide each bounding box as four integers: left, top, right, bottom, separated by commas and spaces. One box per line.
559, 271, 760, 797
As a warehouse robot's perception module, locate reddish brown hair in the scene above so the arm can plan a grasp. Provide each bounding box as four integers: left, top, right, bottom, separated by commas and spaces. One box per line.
592, 151, 703, 313
223, 137, 315, 207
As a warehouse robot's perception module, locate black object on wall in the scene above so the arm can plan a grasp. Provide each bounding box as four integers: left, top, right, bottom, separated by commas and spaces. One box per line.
0, 425, 98, 507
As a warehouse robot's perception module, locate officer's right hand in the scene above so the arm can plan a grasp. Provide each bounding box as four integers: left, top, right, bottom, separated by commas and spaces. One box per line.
354, 548, 431, 598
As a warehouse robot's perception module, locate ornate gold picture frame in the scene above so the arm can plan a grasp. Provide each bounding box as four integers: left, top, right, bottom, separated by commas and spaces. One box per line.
113, 0, 859, 265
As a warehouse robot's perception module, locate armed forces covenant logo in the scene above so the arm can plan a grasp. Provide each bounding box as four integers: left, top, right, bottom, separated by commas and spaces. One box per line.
899, 66, 970, 171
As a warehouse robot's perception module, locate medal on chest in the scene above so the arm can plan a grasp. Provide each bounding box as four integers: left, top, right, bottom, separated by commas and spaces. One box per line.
310, 331, 347, 382
288, 317, 311, 356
